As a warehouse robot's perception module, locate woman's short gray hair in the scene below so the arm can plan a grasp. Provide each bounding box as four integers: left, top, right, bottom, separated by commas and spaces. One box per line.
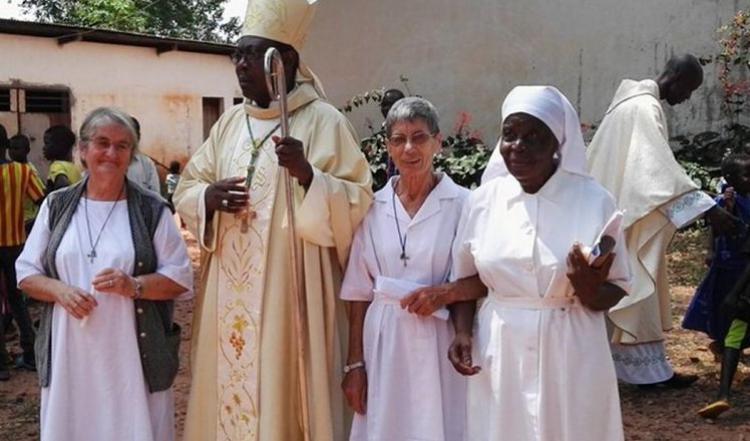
79, 107, 140, 157
384, 97, 440, 137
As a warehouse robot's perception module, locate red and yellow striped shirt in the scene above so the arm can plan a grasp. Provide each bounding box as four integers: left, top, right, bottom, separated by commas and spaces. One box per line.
0, 161, 45, 246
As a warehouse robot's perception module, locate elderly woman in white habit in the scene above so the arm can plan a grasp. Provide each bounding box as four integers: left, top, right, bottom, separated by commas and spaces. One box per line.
447, 86, 632, 441
15, 107, 193, 441
340, 97, 469, 441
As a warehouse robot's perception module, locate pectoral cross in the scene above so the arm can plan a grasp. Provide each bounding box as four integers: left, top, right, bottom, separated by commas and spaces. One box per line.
400, 251, 409, 267
87, 249, 97, 263
239, 209, 257, 234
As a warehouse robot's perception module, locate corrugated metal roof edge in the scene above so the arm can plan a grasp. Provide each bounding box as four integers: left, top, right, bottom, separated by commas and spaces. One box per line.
0, 18, 235, 55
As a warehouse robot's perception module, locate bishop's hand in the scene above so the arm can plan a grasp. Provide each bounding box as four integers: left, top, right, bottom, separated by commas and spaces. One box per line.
272, 135, 313, 188
205, 177, 250, 220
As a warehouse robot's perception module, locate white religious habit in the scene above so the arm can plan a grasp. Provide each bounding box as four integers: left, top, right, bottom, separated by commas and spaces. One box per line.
341, 174, 468, 441
15, 198, 193, 441
586, 79, 715, 384
454, 86, 631, 441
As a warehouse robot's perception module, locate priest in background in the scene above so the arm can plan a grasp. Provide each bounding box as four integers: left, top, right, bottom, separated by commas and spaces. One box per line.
587, 54, 737, 388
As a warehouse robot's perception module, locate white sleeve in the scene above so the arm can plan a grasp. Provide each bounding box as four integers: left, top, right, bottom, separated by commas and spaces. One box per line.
339, 217, 375, 301
658, 190, 715, 228
146, 159, 161, 193
15, 199, 52, 284
152, 207, 194, 300
450, 195, 478, 281
604, 214, 633, 295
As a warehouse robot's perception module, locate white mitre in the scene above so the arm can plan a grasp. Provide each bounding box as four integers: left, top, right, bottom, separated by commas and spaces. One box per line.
242, 0, 325, 97
243, 0, 319, 51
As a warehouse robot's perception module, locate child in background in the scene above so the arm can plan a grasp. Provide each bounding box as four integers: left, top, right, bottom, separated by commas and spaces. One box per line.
684, 154, 750, 353
698, 239, 750, 418
43, 125, 81, 192
8, 135, 41, 234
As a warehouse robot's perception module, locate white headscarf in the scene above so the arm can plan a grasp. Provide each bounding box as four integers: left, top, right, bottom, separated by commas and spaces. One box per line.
481, 86, 589, 183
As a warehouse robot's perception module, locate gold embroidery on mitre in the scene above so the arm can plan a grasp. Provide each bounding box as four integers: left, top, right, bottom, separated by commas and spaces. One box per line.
242, 0, 318, 52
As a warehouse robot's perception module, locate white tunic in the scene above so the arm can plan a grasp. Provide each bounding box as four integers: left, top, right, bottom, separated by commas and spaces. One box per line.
452, 170, 631, 441
16, 197, 193, 441
341, 174, 468, 441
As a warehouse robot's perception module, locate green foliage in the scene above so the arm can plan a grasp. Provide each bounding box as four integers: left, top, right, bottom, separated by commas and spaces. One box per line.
19, 0, 240, 43
434, 112, 491, 189
673, 124, 750, 192
716, 10, 750, 120
359, 129, 390, 190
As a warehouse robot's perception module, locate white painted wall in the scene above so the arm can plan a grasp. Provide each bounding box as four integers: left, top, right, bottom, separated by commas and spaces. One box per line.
0, 32, 241, 171
302, 0, 742, 145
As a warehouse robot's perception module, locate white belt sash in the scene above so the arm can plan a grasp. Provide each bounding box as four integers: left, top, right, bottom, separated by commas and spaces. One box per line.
485, 293, 579, 310
372, 276, 450, 320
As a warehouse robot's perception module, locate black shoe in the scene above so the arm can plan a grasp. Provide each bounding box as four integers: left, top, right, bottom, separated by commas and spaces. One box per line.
638, 372, 698, 390
14, 355, 36, 372
0, 369, 9, 381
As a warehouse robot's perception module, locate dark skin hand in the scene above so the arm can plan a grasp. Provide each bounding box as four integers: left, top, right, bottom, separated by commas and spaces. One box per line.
566, 243, 626, 311
204, 176, 250, 222
271, 135, 313, 189
448, 300, 481, 376
723, 186, 736, 213
705, 204, 739, 235
438, 276, 487, 376
203, 137, 312, 224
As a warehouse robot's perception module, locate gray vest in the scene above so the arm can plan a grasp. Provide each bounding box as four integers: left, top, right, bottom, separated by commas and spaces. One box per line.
36, 178, 180, 392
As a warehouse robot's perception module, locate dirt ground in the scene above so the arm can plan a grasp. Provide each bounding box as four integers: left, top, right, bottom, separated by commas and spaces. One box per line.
1, 227, 750, 440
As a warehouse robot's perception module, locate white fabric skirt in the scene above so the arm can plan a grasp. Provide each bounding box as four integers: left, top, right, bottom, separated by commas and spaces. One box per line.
349, 278, 466, 441
466, 294, 624, 441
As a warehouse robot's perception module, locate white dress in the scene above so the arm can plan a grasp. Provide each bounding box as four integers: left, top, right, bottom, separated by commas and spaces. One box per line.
16, 197, 194, 441
341, 174, 468, 441
452, 170, 631, 441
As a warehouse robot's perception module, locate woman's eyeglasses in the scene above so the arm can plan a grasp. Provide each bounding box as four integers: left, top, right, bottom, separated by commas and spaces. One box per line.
387, 132, 435, 147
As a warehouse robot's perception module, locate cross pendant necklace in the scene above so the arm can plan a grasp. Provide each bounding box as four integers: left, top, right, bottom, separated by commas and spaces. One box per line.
84, 184, 124, 264
391, 184, 409, 267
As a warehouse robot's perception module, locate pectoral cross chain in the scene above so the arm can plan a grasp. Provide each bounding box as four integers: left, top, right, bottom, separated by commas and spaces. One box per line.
399, 251, 410, 267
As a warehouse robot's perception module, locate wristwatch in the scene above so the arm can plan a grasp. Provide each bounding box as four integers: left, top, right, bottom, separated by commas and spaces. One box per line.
343, 361, 365, 374
132, 276, 144, 300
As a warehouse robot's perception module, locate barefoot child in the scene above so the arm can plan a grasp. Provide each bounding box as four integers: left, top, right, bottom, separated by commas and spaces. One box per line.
698, 252, 750, 418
